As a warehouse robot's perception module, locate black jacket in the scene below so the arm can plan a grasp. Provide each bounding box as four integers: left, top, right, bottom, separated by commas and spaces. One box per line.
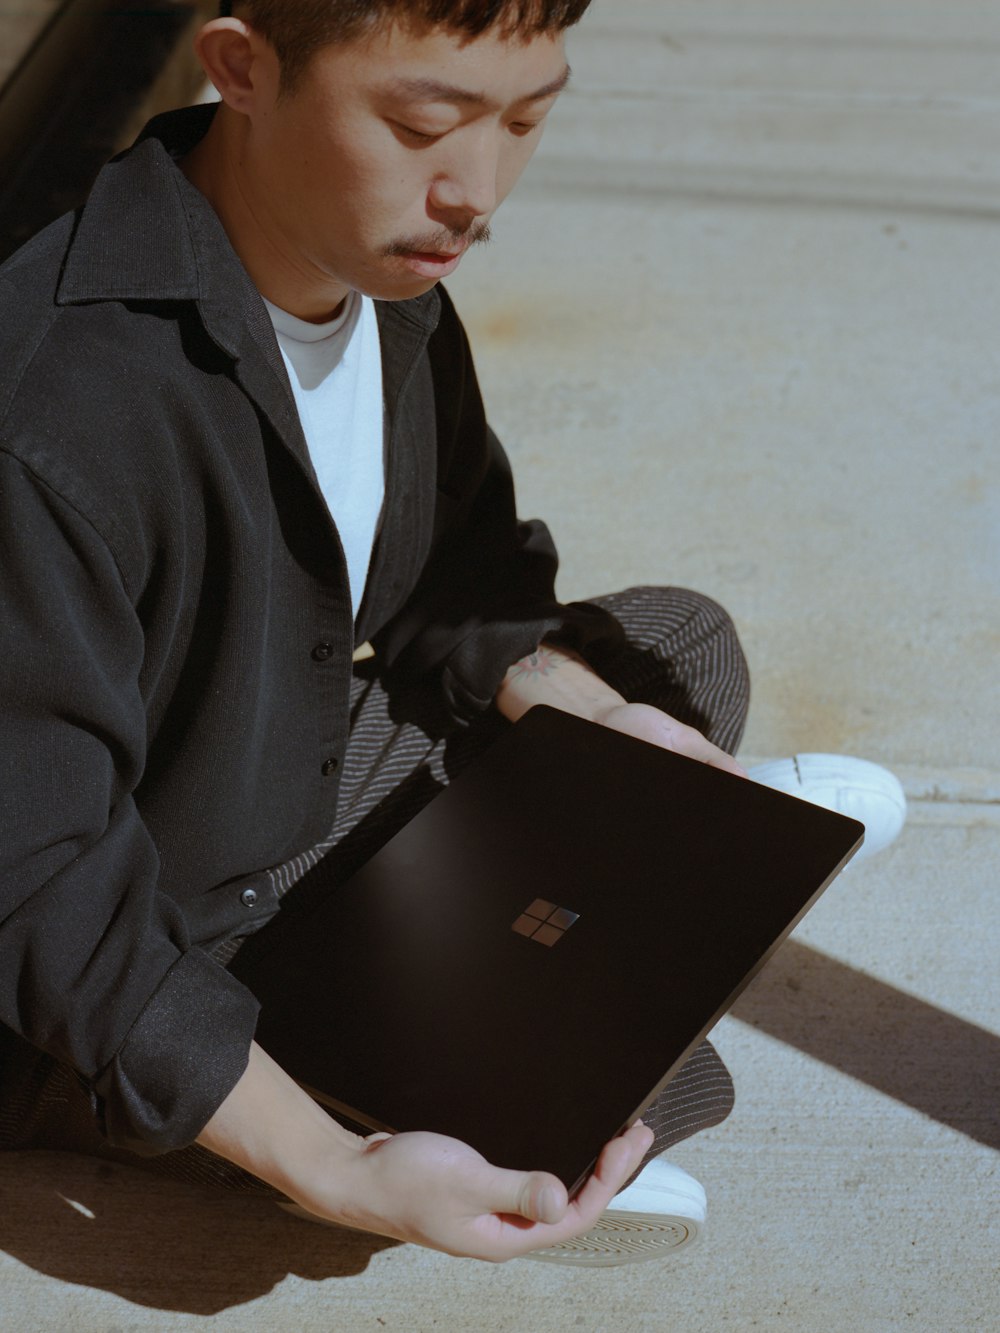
0, 106, 619, 1153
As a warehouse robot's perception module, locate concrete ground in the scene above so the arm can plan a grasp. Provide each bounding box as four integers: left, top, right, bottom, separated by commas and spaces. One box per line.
1, 2, 997, 1329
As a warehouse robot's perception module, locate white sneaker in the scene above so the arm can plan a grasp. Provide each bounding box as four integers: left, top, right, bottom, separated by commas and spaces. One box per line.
523, 1159, 707, 1267
746, 753, 906, 863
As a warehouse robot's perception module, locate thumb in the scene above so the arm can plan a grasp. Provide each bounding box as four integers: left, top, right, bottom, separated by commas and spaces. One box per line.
490, 1167, 568, 1225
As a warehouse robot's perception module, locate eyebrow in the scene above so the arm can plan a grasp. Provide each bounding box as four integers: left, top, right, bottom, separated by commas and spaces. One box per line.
384, 64, 572, 109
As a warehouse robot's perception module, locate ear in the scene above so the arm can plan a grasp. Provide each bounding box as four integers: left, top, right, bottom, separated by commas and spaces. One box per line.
194, 17, 277, 115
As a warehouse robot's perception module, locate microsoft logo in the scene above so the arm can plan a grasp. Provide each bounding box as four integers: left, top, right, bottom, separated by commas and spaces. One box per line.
512, 898, 580, 947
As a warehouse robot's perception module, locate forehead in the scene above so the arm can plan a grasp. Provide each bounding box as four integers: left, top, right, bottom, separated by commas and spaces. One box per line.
302, 20, 569, 107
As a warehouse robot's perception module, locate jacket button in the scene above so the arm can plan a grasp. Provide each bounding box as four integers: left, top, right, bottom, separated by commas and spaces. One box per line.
240, 887, 258, 908
322, 757, 339, 776
312, 641, 334, 662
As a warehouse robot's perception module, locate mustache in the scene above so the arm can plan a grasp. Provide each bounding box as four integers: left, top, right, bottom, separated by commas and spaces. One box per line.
383, 220, 493, 257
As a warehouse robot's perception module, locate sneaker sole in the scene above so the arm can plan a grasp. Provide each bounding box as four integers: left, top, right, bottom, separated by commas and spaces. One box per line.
277, 1200, 698, 1266
522, 1211, 702, 1267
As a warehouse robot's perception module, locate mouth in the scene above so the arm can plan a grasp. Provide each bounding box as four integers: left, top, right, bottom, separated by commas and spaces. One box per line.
385, 222, 490, 283
394, 245, 468, 279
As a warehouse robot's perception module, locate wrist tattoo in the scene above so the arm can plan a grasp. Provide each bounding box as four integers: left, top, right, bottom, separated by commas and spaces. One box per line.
508, 647, 566, 682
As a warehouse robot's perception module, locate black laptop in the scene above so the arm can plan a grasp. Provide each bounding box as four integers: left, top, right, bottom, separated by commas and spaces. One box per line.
232, 705, 863, 1194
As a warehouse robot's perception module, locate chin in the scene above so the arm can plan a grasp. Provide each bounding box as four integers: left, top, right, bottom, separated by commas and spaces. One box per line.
356, 272, 442, 302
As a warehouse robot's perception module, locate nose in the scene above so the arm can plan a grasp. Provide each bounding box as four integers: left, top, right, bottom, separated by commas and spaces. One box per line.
428, 138, 500, 229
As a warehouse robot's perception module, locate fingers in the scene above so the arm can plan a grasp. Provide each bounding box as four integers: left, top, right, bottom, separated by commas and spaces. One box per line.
661, 715, 745, 777
492, 1118, 652, 1228
532, 1121, 652, 1243
599, 702, 746, 777
692, 736, 748, 778
656, 722, 748, 778
592, 1121, 654, 1193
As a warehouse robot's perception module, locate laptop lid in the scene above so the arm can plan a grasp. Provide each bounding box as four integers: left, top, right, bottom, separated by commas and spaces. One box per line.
232, 706, 863, 1194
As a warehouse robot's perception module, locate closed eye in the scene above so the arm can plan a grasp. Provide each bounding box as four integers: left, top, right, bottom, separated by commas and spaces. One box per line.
392, 119, 545, 145
391, 121, 446, 146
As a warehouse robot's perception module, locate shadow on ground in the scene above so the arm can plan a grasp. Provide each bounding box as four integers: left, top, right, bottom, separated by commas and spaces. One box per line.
0, 1151, 399, 1315
733, 939, 1000, 1151
4, 938, 997, 1317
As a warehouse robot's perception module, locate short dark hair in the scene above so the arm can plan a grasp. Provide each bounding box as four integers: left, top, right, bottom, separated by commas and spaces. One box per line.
220, 1, 591, 92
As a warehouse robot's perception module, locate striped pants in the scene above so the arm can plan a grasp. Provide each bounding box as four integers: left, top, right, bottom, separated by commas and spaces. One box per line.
0, 586, 750, 1194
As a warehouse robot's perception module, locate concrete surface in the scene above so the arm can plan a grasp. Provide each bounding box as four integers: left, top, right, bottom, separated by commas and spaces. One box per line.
0, 2, 997, 1330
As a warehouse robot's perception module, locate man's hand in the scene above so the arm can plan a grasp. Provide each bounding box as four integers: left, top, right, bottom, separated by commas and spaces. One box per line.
496, 643, 746, 777
197, 1041, 653, 1262
294, 1119, 653, 1260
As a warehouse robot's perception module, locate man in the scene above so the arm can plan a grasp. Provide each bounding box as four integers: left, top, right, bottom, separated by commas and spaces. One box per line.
0, 0, 904, 1264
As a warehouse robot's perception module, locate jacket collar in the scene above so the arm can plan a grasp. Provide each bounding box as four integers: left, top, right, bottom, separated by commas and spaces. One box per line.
56, 106, 218, 309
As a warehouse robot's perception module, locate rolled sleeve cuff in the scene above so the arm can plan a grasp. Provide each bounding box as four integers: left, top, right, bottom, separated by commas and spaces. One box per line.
441, 598, 627, 723
94, 947, 260, 1155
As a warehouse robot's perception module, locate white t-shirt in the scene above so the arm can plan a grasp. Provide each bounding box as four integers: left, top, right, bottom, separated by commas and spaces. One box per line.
263, 292, 384, 619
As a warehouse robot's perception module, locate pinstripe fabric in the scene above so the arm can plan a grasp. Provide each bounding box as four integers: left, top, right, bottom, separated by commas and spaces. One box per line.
1, 585, 749, 1196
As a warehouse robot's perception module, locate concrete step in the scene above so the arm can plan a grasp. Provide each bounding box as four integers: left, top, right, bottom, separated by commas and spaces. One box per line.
542, 0, 1000, 214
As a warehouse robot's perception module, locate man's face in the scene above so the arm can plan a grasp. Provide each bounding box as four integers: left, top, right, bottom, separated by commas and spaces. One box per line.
238, 20, 570, 305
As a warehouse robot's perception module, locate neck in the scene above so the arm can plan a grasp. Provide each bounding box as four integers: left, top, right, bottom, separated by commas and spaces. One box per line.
180, 107, 350, 323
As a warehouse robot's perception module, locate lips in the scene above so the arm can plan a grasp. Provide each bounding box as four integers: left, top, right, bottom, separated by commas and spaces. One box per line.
409, 247, 464, 263
397, 248, 467, 278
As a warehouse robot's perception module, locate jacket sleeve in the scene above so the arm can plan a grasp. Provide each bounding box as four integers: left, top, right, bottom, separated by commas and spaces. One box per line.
0, 454, 259, 1153
371, 287, 625, 720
